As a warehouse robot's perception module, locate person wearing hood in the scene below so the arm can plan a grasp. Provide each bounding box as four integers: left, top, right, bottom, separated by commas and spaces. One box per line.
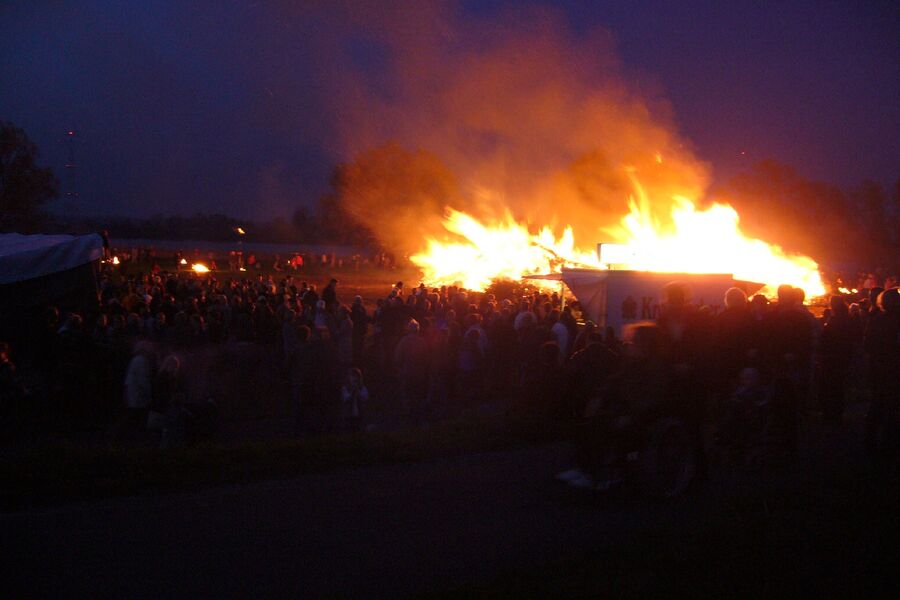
322, 278, 339, 312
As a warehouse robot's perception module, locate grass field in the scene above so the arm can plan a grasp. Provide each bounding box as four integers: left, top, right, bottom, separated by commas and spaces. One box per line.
0, 415, 569, 511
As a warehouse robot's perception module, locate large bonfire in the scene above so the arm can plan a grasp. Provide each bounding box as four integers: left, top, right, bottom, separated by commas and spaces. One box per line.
410, 170, 825, 298
325, 7, 828, 300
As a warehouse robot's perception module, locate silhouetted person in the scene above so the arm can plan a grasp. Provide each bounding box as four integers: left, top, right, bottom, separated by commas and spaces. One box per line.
488, 307, 516, 391
718, 367, 771, 464
713, 287, 755, 392
766, 285, 813, 452
252, 297, 277, 345
819, 295, 853, 423
558, 324, 666, 490
567, 336, 618, 417
657, 282, 703, 370
571, 320, 597, 356
864, 288, 900, 457
350, 296, 369, 367
547, 309, 569, 363
322, 278, 339, 311
148, 354, 186, 447
457, 327, 485, 409
312, 327, 342, 434
289, 326, 317, 436
340, 368, 368, 434
524, 341, 568, 417
394, 319, 429, 424
301, 284, 319, 312
335, 306, 354, 368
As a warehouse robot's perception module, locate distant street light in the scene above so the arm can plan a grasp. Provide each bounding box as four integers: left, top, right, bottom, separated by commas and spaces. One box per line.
234, 226, 246, 272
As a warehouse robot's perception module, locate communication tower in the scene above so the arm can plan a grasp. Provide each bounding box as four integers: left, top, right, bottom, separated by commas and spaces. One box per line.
64, 129, 79, 207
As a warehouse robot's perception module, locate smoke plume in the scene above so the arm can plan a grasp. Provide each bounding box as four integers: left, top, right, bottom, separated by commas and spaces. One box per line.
320, 2, 711, 255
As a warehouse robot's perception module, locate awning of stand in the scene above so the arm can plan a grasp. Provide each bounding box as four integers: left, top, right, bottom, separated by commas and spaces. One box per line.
526, 269, 765, 297
0, 233, 104, 285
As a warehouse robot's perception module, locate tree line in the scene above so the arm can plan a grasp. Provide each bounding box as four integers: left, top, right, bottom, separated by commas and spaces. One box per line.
2, 121, 896, 270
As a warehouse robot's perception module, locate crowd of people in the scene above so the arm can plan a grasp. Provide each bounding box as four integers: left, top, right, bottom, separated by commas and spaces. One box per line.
1, 264, 897, 458
836, 270, 899, 295
113, 246, 405, 274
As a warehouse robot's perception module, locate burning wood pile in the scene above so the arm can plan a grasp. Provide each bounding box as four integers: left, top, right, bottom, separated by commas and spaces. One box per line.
410, 172, 825, 299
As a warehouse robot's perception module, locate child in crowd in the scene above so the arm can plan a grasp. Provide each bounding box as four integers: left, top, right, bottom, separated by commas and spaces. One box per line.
340, 368, 368, 433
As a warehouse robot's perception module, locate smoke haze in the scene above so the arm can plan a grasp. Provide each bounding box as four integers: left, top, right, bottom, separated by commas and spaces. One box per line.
322, 2, 710, 254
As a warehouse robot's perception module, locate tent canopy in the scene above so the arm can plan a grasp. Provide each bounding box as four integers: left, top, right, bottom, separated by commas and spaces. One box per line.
0, 233, 104, 285
528, 268, 764, 334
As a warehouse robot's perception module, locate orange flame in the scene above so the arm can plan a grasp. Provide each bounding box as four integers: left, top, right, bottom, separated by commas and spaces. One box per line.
410, 208, 601, 290
608, 176, 825, 297
410, 176, 825, 298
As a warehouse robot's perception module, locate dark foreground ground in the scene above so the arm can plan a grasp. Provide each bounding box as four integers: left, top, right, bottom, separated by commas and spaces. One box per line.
3, 403, 898, 598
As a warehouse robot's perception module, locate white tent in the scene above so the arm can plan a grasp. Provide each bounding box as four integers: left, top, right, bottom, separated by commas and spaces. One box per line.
528, 268, 762, 335
0, 232, 105, 347
0, 233, 104, 285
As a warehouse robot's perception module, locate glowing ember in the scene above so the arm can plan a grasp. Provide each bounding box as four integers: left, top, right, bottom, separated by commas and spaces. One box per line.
411, 176, 825, 299
191, 263, 210, 273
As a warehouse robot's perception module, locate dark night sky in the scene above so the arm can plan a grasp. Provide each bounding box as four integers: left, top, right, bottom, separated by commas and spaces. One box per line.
1, 0, 897, 219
